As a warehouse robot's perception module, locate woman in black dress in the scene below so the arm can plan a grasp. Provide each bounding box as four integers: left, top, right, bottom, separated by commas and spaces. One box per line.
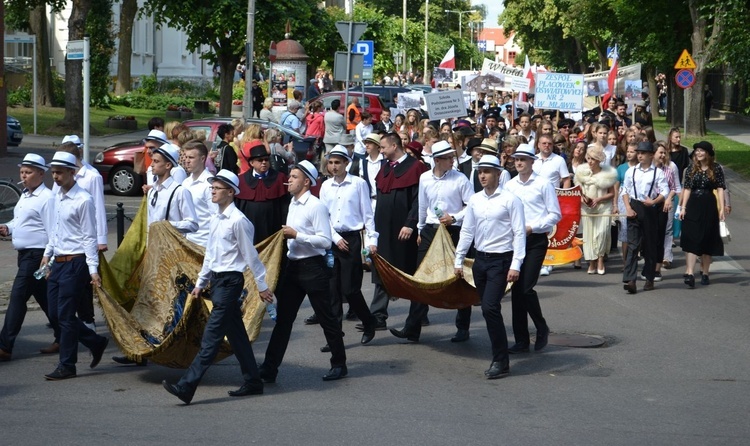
678, 141, 726, 288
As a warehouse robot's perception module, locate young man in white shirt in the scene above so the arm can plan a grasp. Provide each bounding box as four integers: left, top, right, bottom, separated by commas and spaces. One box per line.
454, 155, 526, 379
144, 130, 187, 188
517, 113, 536, 146
181, 140, 218, 247
317, 147, 379, 348
354, 112, 374, 156
621, 141, 670, 293
163, 170, 272, 404
361, 133, 384, 211
390, 141, 474, 343
260, 161, 348, 382
505, 145, 560, 353
42, 152, 109, 380
0, 154, 57, 361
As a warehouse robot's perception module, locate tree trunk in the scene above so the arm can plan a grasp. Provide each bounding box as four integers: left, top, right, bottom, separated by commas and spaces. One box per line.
115, 0, 138, 95
645, 65, 660, 119
218, 54, 240, 117
60, 0, 92, 130
29, 6, 56, 106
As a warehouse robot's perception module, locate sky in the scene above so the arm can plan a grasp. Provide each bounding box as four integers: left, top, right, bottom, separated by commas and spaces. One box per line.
473, 0, 504, 27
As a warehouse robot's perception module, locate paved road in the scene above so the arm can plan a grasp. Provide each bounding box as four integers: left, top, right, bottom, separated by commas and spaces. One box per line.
1, 128, 749, 444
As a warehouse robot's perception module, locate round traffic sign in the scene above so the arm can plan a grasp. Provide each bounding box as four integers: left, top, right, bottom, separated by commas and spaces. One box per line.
675, 69, 695, 89
269, 41, 277, 63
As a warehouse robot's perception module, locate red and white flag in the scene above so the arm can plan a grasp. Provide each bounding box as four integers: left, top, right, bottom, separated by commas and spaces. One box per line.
439, 45, 456, 69
603, 44, 619, 105
521, 55, 534, 101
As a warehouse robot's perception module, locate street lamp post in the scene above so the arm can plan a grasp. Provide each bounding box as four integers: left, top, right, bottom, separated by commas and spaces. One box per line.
444, 9, 476, 39
424, 0, 429, 84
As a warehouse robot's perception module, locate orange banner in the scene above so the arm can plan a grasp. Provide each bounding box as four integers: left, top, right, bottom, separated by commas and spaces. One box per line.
543, 186, 583, 266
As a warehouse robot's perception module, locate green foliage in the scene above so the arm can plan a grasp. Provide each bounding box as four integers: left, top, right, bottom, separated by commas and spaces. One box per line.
86, 0, 117, 108
109, 93, 194, 110
7, 84, 33, 107
233, 80, 246, 100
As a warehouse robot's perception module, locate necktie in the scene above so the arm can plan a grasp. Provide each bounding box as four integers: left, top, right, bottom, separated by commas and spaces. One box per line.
254, 173, 265, 179
389, 161, 398, 168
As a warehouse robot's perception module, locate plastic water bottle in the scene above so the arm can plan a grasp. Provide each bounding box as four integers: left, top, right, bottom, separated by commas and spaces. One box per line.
33, 256, 54, 280
325, 249, 334, 268
674, 205, 681, 219
266, 301, 277, 321
362, 247, 372, 266
434, 206, 444, 218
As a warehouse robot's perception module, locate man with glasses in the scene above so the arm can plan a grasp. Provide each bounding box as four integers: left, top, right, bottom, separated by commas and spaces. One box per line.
390, 141, 474, 343
235, 143, 290, 244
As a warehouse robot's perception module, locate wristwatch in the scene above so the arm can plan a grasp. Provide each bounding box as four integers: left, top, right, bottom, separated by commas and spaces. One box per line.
451, 216, 457, 224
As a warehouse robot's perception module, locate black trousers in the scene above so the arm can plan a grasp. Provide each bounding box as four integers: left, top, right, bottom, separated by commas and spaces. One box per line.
179, 272, 261, 392
623, 199, 666, 282
263, 256, 346, 372
330, 231, 376, 328
473, 252, 513, 364
0, 249, 57, 353
47, 256, 106, 371
510, 233, 549, 345
402, 224, 471, 337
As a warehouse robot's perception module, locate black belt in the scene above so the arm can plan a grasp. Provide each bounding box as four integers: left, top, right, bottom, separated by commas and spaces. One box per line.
288, 255, 325, 265
337, 229, 363, 236
475, 250, 513, 259
211, 271, 242, 278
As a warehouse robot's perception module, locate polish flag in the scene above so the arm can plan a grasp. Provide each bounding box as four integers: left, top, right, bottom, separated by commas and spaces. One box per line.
603, 44, 619, 106
521, 55, 534, 101
439, 45, 456, 69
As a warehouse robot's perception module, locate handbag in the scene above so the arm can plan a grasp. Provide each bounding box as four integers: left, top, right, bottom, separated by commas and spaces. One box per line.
719, 221, 731, 244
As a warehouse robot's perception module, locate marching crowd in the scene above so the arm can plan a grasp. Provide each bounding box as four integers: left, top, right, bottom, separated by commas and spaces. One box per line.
0, 90, 730, 404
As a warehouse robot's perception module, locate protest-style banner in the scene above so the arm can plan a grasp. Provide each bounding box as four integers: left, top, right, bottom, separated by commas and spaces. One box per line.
424, 90, 467, 121
584, 63, 642, 96
623, 79, 643, 102
544, 186, 583, 266
535, 72, 585, 111
397, 92, 423, 111
480, 58, 524, 77
433, 67, 453, 84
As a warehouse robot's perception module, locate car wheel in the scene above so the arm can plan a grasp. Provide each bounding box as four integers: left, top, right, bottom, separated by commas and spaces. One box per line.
110, 165, 143, 196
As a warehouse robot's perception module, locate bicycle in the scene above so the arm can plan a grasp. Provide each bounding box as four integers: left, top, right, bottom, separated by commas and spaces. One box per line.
0, 178, 22, 222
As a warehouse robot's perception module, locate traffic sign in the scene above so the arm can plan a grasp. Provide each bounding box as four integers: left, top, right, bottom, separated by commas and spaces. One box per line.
675, 69, 696, 89
66, 40, 84, 60
674, 49, 696, 70
269, 41, 277, 63
478, 40, 486, 51
336, 21, 368, 47
355, 41, 374, 68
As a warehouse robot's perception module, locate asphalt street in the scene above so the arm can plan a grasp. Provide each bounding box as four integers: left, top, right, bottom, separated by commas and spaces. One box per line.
1, 123, 749, 445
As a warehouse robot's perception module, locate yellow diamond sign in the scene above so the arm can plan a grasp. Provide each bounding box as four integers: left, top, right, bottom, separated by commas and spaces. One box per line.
674, 49, 696, 70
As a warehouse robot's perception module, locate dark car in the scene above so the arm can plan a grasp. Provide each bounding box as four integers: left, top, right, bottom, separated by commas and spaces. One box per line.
6, 116, 23, 146
316, 91, 384, 122
349, 85, 411, 109
93, 118, 315, 196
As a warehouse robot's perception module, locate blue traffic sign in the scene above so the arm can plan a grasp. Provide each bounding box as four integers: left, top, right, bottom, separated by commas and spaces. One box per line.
478, 40, 487, 51
675, 69, 695, 89
355, 40, 374, 68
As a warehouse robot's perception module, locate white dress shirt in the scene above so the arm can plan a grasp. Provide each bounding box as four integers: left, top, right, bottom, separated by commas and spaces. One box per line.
147, 176, 198, 234
505, 173, 562, 234
52, 163, 107, 244
44, 183, 99, 274
533, 152, 571, 187
363, 153, 384, 198
354, 122, 373, 155
195, 203, 268, 291
418, 168, 473, 233
603, 144, 617, 167
5, 184, 53, 250
319, 174, 379, 247
621, 163, 670, 201
286, 191, 332, 260
182, 169, 218, 247
455, 188, 526, 271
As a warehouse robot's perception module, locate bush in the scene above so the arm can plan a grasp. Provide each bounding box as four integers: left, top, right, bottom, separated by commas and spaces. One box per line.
7, 85, 32, 107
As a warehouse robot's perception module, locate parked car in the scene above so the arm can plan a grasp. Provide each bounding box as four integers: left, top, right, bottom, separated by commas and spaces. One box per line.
316, 91, 384, 122
93, 118, 316, 196
6, 116, 23, 146
349, 85, 411, 109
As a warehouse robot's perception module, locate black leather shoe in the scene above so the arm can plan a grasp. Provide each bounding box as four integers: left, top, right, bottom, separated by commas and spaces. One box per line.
356, 319, 386, 331
304, 313, 319, 325
320, 343, 331, 353
90, 338, 108, 369
643, 280, 655, 291
361, 328, 376, 345
623, 280, 637, 294
389, 328, 419, 343
485, 361, 510, 379
228, 382, 263, 397
112, 355, 148, 366
45, 366, 76, 381
508, 343, 530, 354
684, 274, 695, 288
322, 366, 348, 381
701, 274, 710, 285
162, 380, 193, 404
258, 365, 277, 383
451, 329, 470, 343
535, 327, 549, 351
421, 316, 430, 326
